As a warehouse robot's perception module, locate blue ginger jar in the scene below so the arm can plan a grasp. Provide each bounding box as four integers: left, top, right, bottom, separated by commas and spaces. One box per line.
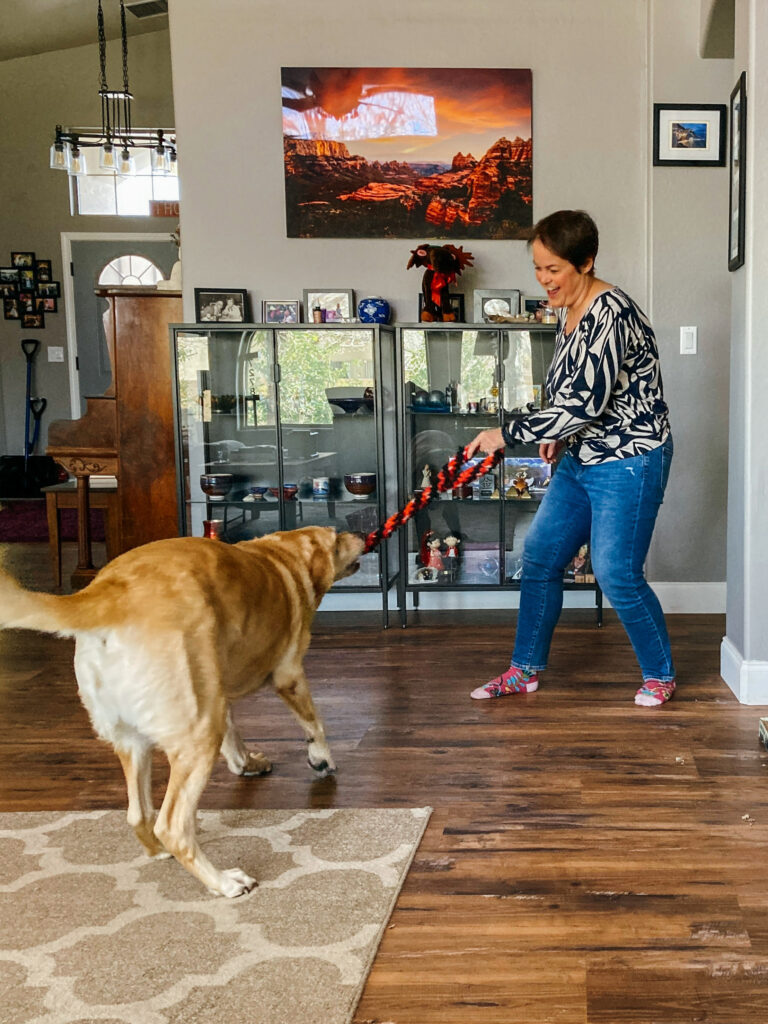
357, 296, 391, 324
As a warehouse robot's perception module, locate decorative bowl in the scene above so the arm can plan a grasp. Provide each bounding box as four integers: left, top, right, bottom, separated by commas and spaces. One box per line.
344, 472, 376, 500
268, 483, 298, 500
248, 485, 268, 500
200, 472, 233, 500
328, 395, 374, 416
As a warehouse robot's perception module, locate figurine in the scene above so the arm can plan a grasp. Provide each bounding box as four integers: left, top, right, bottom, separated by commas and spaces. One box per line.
509, 468, 534, 499
421, 463, 433, 489
406, 243, 474, 322
443, 533, 461, 580
416, 528, 444, 581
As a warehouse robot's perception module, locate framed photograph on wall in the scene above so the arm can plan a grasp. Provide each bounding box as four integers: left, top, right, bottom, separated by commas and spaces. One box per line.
473, 288, 521, 322
728, 72, 747, 272
35, 259, 52, 282
418, 292, 465, 322
194, 288, 251, 323
652, 103, 726, 166
10, 251, 35, 269
302, 289, 354, 322
262, 299, 300, 323
0, 267, 19, 285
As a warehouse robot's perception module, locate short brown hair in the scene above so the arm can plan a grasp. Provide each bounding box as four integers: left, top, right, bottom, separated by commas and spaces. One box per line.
529, 209, 599, 274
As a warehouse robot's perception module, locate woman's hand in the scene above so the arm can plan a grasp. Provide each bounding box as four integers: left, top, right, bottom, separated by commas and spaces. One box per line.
539, 440, 564, 464
465, 426, 505, 460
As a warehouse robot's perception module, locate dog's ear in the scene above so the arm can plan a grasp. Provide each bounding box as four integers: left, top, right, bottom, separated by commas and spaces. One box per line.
333, 531, 365, 580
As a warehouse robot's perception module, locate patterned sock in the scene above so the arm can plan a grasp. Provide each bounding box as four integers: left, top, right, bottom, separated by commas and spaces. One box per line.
470, 665, 539, 700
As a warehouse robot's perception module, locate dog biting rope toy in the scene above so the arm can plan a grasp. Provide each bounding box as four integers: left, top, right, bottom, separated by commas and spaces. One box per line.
363, 446, 504, 554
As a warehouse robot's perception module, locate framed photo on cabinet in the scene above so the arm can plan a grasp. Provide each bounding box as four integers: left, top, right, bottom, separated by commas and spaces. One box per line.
652, 103, 726, 167
728, 72, 747, 272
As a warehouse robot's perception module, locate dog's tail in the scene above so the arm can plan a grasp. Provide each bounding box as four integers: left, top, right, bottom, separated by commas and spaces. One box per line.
0, 564, 86, 637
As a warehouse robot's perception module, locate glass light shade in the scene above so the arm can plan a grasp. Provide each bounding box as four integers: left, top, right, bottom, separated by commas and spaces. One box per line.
99, 142, 116, 171
118, 147, 136, 175
49, 141, 69, 170
69, 146, 86, 176
167, 149, 178, 176
150, 144, 168, 173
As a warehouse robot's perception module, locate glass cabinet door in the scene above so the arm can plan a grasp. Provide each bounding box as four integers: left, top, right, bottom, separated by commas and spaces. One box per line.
173, 327, 279, 540
275, 325, 382, 587
399, 324, 556, 589
401, 326, 503, 586
500, 327, 556, 583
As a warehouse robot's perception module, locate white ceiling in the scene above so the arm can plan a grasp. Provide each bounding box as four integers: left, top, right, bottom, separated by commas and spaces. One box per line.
0, 0, 168, 63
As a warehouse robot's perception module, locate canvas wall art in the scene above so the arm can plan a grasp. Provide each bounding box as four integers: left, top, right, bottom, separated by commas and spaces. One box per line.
281, 67, 532, 240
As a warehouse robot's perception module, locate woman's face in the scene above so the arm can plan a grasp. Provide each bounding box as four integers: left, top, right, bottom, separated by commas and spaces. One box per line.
532, 238, 593, 308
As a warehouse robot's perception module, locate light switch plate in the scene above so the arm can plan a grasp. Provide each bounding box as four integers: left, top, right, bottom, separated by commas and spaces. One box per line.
47, 346, 64, 362
680, 326, 697, 355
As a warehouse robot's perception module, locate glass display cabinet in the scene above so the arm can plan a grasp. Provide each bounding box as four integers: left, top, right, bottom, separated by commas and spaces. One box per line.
395, 323, 602, 626
170, 323, 399, 624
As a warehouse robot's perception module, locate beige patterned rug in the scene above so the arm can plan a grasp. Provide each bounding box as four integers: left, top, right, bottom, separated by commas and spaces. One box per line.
0, 807, 431, 1024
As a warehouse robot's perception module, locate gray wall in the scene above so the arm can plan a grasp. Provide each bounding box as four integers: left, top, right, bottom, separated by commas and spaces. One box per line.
722, 0, 768, 695
169, 0, 731, 588
0, 29, 175, 453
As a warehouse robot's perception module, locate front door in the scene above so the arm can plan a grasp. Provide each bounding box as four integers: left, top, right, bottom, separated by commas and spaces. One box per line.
68, 236, 178, 415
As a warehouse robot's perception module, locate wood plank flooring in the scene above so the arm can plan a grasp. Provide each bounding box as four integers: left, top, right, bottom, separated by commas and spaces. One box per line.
1, 541, 767, 1022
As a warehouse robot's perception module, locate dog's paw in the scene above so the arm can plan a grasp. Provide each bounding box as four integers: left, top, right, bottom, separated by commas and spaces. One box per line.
308, 757, 336, 778
212, 868, 257, 898
150, 850, 173, 861
240, 751, 273, 777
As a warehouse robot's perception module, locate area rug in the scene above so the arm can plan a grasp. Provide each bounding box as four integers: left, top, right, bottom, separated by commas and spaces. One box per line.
0, 500, 105, 543
0, 807, 431, 1024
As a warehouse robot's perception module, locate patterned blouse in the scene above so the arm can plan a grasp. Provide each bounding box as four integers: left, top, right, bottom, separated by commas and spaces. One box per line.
501, 287, 671, 465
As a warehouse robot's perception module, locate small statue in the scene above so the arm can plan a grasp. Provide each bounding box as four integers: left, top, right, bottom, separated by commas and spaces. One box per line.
421, 464, 433, 489
443, 533, 460, 581
509, 468, 534, 499
406, 243, 474, 322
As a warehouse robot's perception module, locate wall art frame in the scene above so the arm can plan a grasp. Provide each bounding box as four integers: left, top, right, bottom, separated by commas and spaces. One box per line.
652, 102, 726, 167
728, 72, 747, 272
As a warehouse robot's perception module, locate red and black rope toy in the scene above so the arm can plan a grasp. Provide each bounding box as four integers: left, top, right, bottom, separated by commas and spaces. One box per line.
363, 445, 504, 554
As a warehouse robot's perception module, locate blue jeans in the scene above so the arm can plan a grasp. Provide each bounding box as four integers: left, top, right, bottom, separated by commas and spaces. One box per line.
512, 436, 675, 682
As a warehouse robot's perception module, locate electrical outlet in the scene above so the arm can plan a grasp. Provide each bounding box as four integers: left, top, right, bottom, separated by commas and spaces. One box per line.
47, 346, 64, 362
680, 326, 697, 355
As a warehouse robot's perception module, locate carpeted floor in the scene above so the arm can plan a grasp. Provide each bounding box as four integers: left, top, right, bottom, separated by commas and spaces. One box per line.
0, 806, 431, 1024
0, 500, 105, 543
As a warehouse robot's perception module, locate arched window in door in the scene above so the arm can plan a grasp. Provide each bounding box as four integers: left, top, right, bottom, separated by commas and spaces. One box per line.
97, 254, 165, 287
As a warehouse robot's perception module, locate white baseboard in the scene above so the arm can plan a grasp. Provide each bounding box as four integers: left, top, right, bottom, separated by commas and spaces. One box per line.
720, 636, 768, 705
320, 582, 726, 615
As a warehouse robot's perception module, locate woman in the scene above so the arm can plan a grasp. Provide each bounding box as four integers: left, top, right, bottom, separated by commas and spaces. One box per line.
466, 209, 675, 707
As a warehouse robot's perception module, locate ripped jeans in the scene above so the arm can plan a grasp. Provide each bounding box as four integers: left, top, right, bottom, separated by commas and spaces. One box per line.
512, 436, 675, 682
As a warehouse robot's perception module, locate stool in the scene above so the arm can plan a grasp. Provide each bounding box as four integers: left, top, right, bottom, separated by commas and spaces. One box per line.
41, 482, 121, 587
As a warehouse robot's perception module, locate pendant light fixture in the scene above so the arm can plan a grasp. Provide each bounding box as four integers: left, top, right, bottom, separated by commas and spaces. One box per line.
49, 0, 176, 178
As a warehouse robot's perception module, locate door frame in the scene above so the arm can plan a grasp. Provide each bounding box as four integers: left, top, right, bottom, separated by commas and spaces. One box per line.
60, 232, 173, 418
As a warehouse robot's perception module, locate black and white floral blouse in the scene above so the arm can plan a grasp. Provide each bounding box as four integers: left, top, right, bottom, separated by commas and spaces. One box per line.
501, 287, 671, 465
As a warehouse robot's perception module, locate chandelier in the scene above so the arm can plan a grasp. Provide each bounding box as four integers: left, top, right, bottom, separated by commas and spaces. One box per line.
49, 0, 176, 178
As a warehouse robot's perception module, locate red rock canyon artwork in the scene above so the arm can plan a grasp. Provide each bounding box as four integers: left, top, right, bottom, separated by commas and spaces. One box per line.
281, 67, 533, 239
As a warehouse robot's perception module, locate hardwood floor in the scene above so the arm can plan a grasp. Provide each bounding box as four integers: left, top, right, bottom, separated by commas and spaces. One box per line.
2, 541, 767, 1022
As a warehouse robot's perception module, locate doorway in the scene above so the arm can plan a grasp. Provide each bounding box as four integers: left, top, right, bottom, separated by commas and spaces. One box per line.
61, 233, 178, 417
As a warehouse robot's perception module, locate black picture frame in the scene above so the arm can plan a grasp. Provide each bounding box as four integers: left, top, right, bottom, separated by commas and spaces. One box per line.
37, 281, 60, 298
10, 251, 35, 268
0, 267, 20, 284
418, 292, 465, 322
35, 259, 52, 282
194, 287, 251, 323
3, 297, 20, 320
728, 72, 747, 272
18, 268, 36, 291
21, 311, 45, 329
652, 103, 726, 167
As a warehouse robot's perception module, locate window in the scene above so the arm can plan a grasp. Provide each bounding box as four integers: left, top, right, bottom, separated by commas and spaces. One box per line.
71, 147, 180, 216
98, 255, 165, 287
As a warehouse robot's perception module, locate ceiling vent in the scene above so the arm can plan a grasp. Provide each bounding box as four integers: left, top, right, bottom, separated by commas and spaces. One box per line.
124, 1, 169, 19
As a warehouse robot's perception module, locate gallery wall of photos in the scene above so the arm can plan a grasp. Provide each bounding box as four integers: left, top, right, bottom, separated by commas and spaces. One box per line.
0, 252, 61, 329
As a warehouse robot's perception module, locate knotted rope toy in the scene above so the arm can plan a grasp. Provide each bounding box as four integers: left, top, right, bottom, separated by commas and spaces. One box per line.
363, 446, 504, 554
